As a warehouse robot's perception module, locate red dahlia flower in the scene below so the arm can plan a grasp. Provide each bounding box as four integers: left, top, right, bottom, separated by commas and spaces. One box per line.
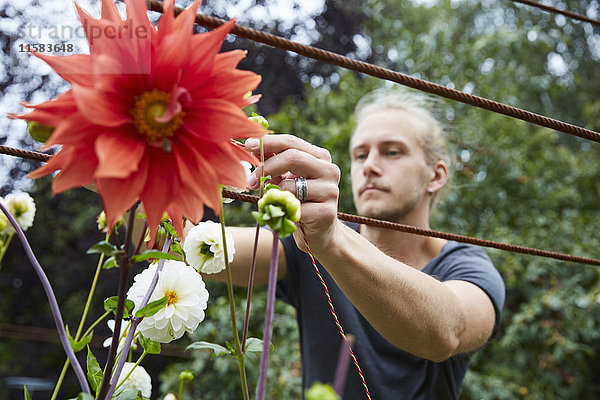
10, 0, 267, 243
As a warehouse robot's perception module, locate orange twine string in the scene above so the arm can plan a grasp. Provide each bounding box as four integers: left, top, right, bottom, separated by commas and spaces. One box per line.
298, 224, 372, 400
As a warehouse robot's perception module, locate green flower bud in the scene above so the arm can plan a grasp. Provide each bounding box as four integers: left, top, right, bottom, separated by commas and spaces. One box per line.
97, 210, 122, 232
27, 121, 54, 143
306, 382, 340, 400
249, 112, 269, 129
252, 185, 301, 238
96, 211, 107, 231
179, 370, 194, 382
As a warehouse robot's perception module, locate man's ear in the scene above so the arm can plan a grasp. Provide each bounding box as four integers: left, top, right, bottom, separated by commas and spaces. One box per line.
429, 160, 448, 192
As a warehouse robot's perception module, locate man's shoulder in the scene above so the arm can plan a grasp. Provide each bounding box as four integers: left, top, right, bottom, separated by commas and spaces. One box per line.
425, 241, 499, 280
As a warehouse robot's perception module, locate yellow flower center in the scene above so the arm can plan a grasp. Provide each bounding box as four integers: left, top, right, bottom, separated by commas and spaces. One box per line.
166, 290, 178, 306
132, 89, 185, 142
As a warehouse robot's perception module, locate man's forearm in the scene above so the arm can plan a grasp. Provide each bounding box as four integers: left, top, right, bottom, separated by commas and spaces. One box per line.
313, 221, 467, 362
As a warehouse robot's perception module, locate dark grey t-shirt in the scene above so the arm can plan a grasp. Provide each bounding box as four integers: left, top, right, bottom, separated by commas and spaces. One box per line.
276, 222, 505, 400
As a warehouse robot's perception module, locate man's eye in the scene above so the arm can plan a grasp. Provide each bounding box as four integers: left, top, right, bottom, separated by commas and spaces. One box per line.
387, 149, 401, 156
354, 153, 367, 160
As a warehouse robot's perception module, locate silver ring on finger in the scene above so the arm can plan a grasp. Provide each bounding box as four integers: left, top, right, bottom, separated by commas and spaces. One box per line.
295, 177, 308, 202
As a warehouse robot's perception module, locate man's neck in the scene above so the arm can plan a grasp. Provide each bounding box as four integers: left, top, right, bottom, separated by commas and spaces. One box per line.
359, 215, 446, 270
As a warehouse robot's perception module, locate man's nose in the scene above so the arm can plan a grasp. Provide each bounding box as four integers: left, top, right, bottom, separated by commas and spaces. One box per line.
363, 151, 382, 177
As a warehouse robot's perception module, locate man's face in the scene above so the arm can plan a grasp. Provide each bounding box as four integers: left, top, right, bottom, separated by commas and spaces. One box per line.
350, 108, 434, 222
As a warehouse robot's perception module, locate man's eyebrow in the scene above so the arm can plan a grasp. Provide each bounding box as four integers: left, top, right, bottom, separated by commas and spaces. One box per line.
379, 140, 408, 146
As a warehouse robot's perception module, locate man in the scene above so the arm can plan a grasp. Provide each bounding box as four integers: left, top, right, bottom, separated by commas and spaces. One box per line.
223, 89, 505, 399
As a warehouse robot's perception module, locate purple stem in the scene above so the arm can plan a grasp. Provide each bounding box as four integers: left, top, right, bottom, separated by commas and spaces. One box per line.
241, 222, 261, 353
255, 231, 279, 400
333, 334, 355, 396
0, 202, 90, 394
104, 234, 173, 400
97, 205, 139, 399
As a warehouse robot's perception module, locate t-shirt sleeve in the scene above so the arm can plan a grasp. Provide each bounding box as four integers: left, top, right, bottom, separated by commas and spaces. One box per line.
435, 244, 506, 337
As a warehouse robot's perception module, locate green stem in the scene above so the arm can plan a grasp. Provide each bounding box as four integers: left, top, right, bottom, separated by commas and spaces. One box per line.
178, 380, 184, 400
112, 350, 148, 394
259, 137, 265, 197
0, 231, 14, 268
219, 186, 249, 400
50, 232, 109, 400
81, 310, 111, 340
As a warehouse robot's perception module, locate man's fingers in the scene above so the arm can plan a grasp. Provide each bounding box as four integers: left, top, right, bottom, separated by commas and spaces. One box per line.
248, 149, 339, 190
246, 135, 332, 162
277, 178, 339, 203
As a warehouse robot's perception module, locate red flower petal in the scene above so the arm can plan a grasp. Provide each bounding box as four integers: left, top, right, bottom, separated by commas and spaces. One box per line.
182, 98, 267, 141
72, 84, 131, 127
178, 19, 237, 91
94, 130, 146, 179
101, 0, 122, 22
34, 53, 94, 87
27, 145, 98, 193
52, 147, 98, 193
96, 153, 149, 230
45, 112, 97, 148
140, 148, 179, 243
173, 135, 221, 211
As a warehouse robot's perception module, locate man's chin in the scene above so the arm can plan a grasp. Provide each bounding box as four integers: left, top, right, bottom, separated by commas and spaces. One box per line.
358, 207, 395, 222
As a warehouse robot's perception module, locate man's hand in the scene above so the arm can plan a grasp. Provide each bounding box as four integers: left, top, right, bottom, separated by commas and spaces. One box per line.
245, 135, 342, 254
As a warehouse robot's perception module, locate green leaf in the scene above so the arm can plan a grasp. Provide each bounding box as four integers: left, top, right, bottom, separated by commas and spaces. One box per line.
86, 346, 102, 392
186, 341, 232, 360
135, 296, 168, 319
24, 386, 32, 400
104, 297, 135, 319
113, 389, 142, 400
163, 220, 177, 237
244, 337, 266, 353
102, 256, 119, 269
259, 176, 272, 189
170, 241, 185, 260
131, 250, 182, 262
67, 325, 93, 352
138, 334, 161, 354
87, 240, 123, 257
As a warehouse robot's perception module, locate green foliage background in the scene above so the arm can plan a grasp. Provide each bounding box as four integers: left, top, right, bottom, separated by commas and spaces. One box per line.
1, 0, 599, 399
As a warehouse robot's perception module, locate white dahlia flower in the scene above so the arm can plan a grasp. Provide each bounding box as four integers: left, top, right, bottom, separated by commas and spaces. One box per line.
4, 192, 36, 231
183, 221, 234, 274
127, 260, 209, 343
116, 362, 152, 399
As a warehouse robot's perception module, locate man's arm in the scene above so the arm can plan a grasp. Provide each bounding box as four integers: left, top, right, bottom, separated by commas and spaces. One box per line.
245, 134, 498, 362
317, 222, 496, 362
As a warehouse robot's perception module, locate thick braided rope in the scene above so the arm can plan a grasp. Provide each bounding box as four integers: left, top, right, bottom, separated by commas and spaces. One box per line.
0, 145, 52, 162
221, 190, 600, 266
298, 224, 372, 400
509, 0, 600, 27
1, 145, 598, 266
146, 0, 600, 144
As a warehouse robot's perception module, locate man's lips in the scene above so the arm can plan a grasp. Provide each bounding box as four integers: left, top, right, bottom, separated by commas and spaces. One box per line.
359, 185, 389, 195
